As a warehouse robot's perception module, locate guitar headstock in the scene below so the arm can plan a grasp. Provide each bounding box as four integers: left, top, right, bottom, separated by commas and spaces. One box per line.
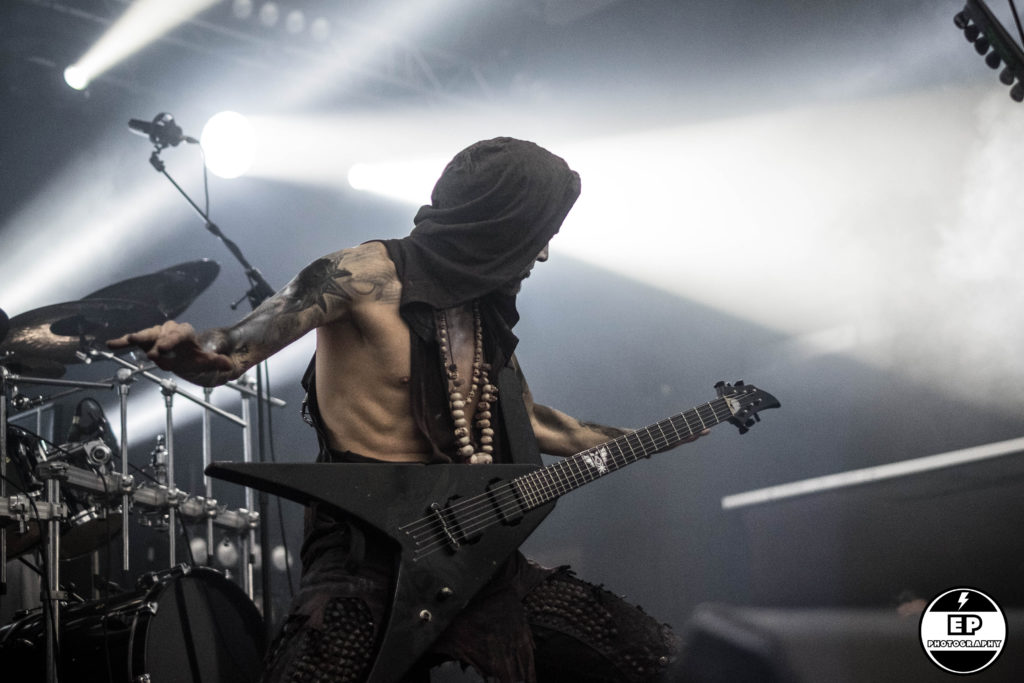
715, 380, 780, 434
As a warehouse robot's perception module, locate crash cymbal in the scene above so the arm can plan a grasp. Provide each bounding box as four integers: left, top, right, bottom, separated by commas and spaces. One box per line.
84, 259, 220, 319
0, 299, 166, 367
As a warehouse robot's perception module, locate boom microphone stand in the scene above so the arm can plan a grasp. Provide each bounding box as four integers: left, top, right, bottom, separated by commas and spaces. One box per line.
133, 112, 275, 630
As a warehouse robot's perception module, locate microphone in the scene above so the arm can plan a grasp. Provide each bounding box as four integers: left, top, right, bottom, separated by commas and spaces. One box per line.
128, 112, 198, 147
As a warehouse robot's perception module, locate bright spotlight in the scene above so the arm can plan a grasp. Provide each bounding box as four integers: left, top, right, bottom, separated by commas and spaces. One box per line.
347, 159, 443, 204
200, 111, 256, 179
66, 0, 219, 90
63, 64, 89, 90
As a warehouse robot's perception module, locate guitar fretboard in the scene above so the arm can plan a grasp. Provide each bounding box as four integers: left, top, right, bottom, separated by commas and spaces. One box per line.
512, 398, 733, 509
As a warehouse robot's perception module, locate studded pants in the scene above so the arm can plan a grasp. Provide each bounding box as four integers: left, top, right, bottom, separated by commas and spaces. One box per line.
261, 563, 677, 683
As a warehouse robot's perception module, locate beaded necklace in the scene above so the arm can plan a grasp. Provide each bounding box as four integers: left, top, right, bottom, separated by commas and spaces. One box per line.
435, 302, 497, 464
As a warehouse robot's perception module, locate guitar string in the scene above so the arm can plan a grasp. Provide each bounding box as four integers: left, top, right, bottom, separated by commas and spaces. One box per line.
403, 402, 736, 558
399, 401, 734, 549
408, 417, 727, 558
419, 402, 735, 548
401, 402, 734, 556
398, 401, 730, 539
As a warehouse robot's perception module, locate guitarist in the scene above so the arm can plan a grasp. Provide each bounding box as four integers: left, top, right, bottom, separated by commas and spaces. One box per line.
110, 138, 706, 683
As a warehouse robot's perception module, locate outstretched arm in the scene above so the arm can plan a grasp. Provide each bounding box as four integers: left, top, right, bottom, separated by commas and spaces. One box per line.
107, 242, 397, 386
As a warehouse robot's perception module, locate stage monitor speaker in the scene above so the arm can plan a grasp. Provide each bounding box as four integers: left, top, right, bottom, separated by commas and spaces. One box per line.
672, 604, 1022, 683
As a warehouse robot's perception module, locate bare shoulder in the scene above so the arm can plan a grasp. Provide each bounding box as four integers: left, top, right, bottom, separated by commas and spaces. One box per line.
333, 241, 398, 292
289, 241, 399, 309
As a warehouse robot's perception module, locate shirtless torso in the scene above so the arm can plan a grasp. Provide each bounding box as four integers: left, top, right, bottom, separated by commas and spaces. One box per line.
109, 241, 639, 463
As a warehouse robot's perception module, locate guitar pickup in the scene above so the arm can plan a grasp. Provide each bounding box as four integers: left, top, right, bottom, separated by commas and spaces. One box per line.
488, 478, 525, 525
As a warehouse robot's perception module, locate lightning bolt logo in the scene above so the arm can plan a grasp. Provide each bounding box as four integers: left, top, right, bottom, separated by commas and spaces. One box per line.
957, 591, 970, 610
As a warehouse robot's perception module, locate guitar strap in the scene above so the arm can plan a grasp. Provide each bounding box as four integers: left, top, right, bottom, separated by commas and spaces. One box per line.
496, 362, 542, 467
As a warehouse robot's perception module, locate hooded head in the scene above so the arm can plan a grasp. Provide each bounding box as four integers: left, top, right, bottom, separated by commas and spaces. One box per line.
399, 137, 581, 310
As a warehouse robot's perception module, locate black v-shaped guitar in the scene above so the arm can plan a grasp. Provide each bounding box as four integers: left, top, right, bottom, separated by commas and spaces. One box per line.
206, 380, 779, 683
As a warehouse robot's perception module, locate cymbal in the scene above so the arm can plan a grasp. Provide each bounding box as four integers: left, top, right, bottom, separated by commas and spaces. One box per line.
84, 259, 220, 319
0, 299, 167, 368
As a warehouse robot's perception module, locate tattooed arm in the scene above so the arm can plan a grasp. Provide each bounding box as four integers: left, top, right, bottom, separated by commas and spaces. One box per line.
512, 356, 631, 457
107, 242, 397, 386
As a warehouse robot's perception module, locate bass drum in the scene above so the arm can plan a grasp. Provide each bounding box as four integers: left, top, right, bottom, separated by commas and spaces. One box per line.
0, 566, 266, 683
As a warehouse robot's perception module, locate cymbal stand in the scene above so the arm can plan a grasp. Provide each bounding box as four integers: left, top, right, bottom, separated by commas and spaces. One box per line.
116, 368, 134, 575
160, 380, 180, 566
238, 374, 256, 599
2, 366, 10, 596
202, 387, 214, 566
44, 472, 62, 683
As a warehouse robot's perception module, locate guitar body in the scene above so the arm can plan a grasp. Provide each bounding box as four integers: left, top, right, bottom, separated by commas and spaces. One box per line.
206, 461, 555, 683
207, 380, 779, 683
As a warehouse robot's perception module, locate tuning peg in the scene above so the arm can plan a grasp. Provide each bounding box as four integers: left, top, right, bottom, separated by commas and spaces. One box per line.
975, 36, 991, 54
1011, 81, 1024, 101
955, 10, 971, 29
1000, 66, 1016, 84
965, 23, 981, 41
986, 51, 1002, 68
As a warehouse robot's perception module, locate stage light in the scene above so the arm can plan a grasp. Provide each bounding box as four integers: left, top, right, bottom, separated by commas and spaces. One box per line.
232, 0, 254, 20
0, 181, 179, 315
65, 0, 219, 89
347, 159, 442, 204
200, 111, 256, 179
258, 2, 280, 27
285, 10, 305, 34
310, 17, 331, 42
62, 64, 89, 91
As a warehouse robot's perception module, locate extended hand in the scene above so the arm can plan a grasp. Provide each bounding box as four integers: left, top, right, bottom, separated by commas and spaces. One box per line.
107, 321, 235, 384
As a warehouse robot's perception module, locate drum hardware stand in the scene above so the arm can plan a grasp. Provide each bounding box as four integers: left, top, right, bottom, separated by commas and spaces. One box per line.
2, 365, 10, 596
116, 367, 133, 577
142, 132, 277, 626
205, 374, 286, 598
159, 380, 181, 566
28, 460, 73, 683
83, 349, 261, 573
2, 368, 114, 593
202, 387, 214, 567
236, 374, 254, 598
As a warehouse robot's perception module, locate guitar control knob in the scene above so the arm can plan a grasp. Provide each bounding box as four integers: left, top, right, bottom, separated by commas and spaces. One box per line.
437, 587, 454, 600
419, 609, 433, 622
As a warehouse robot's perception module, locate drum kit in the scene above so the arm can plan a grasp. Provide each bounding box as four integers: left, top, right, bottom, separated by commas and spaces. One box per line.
0, 260, 276, 683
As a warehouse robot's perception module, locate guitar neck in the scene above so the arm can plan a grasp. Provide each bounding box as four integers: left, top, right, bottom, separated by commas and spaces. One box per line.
512, 398, 733, 509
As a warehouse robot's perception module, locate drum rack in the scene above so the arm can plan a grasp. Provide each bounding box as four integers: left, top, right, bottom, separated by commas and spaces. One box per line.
0, 354, 281, 683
